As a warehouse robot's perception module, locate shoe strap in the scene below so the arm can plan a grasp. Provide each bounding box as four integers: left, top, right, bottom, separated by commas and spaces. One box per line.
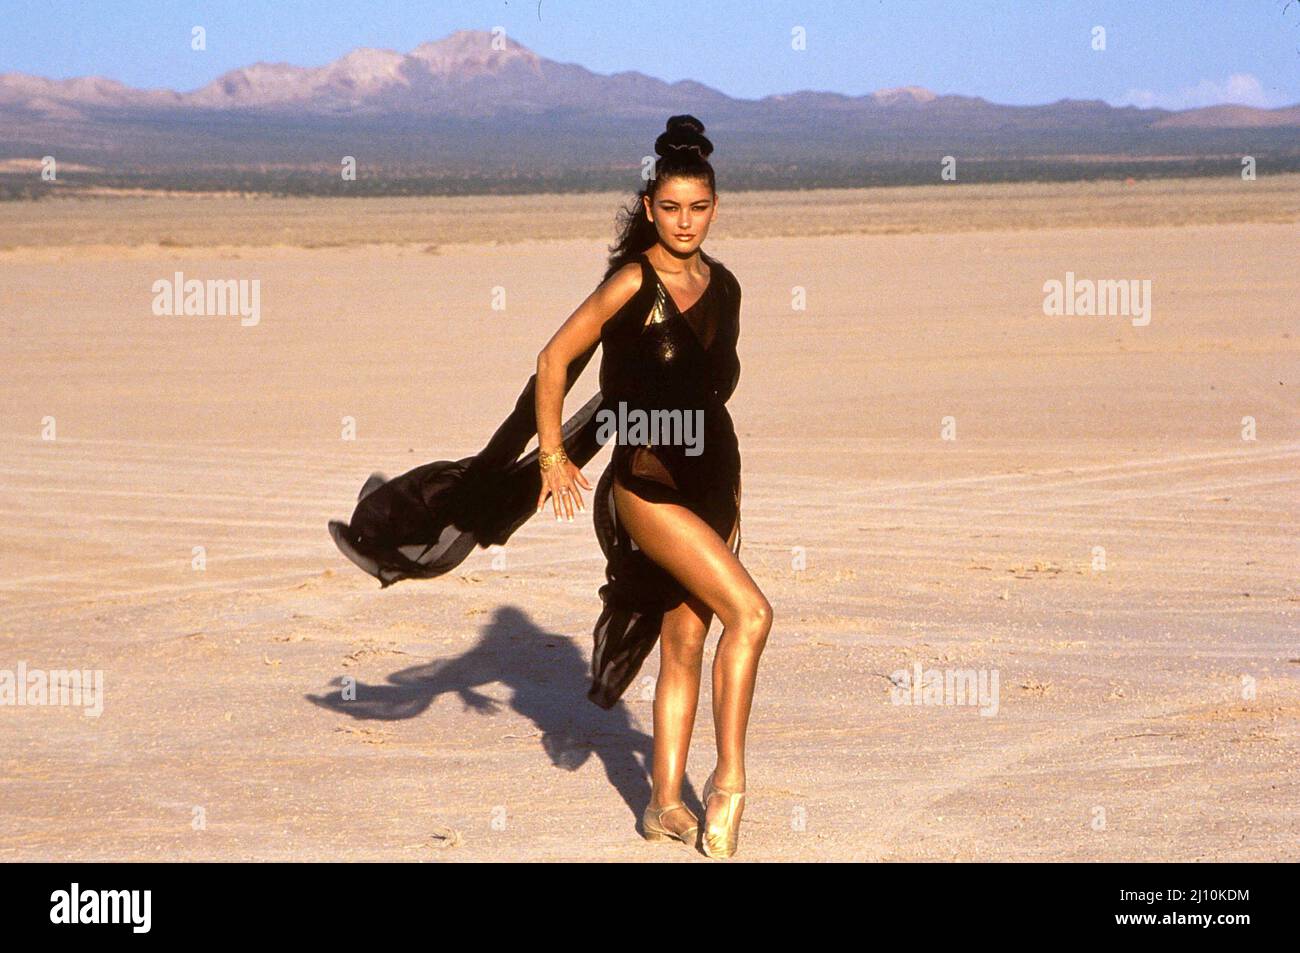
651, 802, 691, 819
705, 776, 745, 798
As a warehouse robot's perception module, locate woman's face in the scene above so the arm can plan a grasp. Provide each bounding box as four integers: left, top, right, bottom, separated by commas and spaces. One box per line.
643, 176, 717, 255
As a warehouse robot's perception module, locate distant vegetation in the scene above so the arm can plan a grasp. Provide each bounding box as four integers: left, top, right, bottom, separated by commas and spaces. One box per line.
7, 154, 1300, 201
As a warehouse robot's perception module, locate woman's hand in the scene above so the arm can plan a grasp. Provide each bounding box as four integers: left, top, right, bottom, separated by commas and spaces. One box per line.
537, 459, 592, 522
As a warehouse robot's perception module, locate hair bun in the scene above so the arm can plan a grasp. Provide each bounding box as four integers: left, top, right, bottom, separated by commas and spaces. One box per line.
666, 114, 705, 137
655, 114, 713, 161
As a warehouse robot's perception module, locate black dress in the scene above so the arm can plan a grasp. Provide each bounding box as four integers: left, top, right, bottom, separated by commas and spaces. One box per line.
589, 251, 742, 706
328, 249, 742, 709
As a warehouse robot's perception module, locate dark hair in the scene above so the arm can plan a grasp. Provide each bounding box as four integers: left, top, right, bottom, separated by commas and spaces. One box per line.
602, 114, 716, 282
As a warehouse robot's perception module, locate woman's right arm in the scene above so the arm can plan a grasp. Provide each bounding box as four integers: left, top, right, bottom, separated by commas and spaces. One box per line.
534, 262, 643, 521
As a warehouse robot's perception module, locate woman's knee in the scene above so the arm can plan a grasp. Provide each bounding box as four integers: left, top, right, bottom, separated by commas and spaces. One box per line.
661, 635, 705, 669
750, 594, 774, 641
721, 592, 773, 644
661, 602, 709, 665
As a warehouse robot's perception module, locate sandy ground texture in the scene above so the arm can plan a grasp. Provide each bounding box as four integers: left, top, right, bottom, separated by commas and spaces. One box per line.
0, 176, 1297, 861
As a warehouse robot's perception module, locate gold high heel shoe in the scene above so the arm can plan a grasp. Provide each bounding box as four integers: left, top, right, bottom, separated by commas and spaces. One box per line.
701, 769, 746, 859
641, 801, 699, 847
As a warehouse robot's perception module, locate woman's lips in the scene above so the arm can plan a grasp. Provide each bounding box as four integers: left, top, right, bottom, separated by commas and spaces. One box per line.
674, 234, 694, 240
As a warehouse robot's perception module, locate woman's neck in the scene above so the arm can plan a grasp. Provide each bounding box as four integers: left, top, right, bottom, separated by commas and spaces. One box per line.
646, 243, 706, 276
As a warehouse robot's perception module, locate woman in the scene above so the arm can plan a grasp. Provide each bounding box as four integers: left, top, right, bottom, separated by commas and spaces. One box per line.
328, 115, 772, 858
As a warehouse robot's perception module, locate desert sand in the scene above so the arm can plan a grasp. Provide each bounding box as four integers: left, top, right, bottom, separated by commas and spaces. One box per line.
0, 175, 1296, 860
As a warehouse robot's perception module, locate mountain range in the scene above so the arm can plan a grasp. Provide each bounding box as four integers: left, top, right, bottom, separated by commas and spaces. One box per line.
3, 29, 1298, 194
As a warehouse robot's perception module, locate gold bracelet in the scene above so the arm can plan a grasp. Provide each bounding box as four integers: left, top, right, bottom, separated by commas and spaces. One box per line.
538, 446, 568, 472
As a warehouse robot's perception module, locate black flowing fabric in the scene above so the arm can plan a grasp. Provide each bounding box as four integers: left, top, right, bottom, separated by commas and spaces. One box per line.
329, 249, 742, 709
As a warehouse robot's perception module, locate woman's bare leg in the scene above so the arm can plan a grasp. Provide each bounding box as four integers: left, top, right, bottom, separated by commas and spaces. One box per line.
647, 595, 712, 836
612, 480, 773, 831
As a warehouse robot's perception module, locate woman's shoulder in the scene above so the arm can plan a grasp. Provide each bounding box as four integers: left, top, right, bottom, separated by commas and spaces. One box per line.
703, 250, 737, 282
594, 258, 648, 310
703, 251, 741, 299
591, 258, 652, 341
601, 256, 650, 296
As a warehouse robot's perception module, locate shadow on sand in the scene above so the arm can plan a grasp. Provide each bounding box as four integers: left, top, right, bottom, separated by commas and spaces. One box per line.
305, 605, 701, 825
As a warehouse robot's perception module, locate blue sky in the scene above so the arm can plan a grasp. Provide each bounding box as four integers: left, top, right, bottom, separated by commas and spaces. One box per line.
3, 0, 1298, 108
